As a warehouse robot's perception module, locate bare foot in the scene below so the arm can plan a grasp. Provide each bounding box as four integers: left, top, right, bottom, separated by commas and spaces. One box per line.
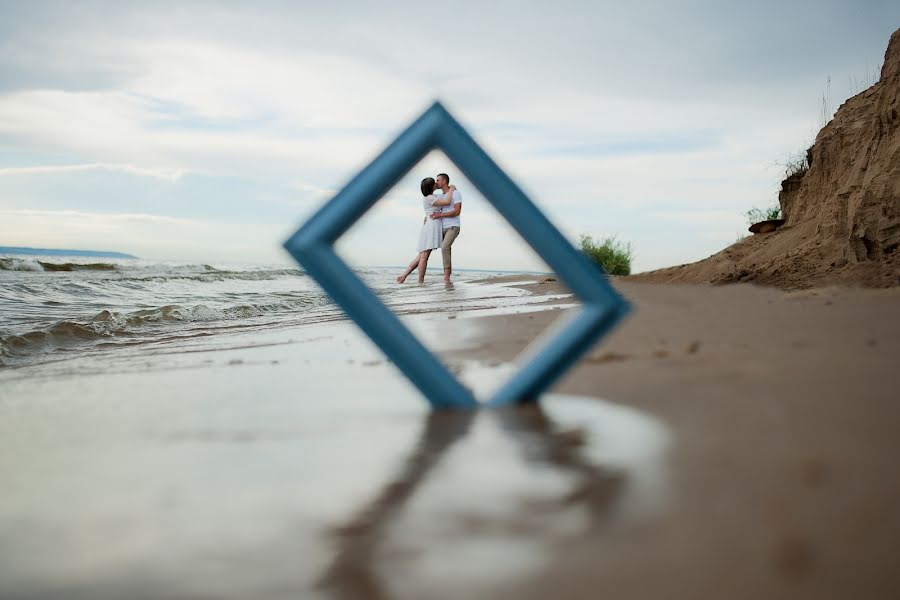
396, 276, 406, 284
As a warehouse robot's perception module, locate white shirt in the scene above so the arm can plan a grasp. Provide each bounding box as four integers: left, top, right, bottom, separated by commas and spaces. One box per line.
435, 190, 462, 229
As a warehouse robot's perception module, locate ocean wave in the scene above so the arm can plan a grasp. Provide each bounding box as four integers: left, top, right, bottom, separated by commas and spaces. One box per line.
0, 257, 305, 281
0, 295, 327, 362
0, 258, 45, 271
41, 261, 118, 272
89, 272, 307, 287
116, 297, 323, 323
0, 258, 121, 272
128, 268, 305, 283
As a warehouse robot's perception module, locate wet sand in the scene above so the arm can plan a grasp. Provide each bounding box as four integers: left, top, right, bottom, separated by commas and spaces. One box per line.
452, 277, 900, 599
1, 278, 899, 598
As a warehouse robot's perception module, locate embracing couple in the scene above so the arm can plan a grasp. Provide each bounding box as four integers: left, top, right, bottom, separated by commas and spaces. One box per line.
396, 172, 462, 284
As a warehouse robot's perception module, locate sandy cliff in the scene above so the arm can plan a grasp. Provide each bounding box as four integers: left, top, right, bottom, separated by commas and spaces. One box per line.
635, 27, 900, 288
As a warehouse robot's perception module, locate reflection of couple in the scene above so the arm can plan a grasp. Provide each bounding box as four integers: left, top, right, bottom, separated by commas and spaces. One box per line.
318, 406, 625, 599
396, 173, 462, 284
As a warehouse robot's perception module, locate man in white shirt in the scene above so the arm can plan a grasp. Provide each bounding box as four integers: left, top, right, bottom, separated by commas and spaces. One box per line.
429, 172, 462, 283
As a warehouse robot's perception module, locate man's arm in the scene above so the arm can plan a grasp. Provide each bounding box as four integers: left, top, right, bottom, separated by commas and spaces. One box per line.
430, 191, 462, 219
433, 204, 461, 218
431, 185, 457, 207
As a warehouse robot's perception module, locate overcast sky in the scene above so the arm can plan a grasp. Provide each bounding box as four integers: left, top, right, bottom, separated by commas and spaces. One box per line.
1, 1, 897, 272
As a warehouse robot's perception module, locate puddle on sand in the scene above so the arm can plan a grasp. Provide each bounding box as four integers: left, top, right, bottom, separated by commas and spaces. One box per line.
319, 394, 669, 600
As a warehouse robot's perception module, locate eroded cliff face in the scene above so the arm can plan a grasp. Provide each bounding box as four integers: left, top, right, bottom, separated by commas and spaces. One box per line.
782, 26, 900, 263
636, 28, 900, 288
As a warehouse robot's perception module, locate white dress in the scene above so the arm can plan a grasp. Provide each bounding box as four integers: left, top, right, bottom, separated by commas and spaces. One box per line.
416, 195, 444, 252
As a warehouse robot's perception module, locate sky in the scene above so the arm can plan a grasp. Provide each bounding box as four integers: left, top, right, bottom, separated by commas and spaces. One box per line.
0, 1, 897, 272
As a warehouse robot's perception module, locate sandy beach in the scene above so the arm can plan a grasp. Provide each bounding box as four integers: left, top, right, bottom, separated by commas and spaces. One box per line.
451, 277, 900, 599
2, 274, 898, 599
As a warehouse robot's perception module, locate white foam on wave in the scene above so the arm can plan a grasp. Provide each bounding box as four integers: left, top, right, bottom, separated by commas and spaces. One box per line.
0, 258, 44, 272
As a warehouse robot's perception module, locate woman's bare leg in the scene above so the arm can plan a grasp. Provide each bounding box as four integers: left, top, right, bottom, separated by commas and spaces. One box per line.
397, 254, 421, 283
417, 250, 431, 283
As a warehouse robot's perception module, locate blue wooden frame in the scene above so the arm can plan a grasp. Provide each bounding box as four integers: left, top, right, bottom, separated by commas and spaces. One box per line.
284, 101, 629, 409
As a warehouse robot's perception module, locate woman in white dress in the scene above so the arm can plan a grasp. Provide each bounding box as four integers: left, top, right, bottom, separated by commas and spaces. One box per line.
396, 178, 457, 283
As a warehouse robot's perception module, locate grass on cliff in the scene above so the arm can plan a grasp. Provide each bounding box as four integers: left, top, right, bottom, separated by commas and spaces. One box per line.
747, 149, 806, 226
579, 234, 633, 276
746, 205, 782, 225
783, 152, 810, 178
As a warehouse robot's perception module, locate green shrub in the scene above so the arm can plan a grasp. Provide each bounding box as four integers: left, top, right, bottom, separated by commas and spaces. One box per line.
579, 234, 633, 276
746, 205, 782, 225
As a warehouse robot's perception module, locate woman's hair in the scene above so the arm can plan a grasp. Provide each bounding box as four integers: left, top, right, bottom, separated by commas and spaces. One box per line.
420, 177, 436, 196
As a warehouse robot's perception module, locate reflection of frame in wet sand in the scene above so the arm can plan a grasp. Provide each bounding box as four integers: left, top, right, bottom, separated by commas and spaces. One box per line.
318, 405, 625, 599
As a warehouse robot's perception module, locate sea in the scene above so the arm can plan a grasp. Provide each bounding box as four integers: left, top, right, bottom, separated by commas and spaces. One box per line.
0, 254, 554, 371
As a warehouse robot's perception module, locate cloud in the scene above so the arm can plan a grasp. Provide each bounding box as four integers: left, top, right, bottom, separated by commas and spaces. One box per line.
0, 163, 187, 181
128, 39, 429, 126
0, 87, 390, 181
649, 209, 746, 228
0, 208, 194, 226
0, 208, 291, 262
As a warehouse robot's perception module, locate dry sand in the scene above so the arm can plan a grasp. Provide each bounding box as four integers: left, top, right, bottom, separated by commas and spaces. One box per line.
445, 276, 900, 599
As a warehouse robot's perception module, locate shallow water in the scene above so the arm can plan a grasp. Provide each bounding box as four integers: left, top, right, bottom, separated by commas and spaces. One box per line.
0, 255, 561, 370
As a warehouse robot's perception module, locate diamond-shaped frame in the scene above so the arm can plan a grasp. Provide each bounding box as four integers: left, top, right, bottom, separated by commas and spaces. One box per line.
284, 101, 629, 410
